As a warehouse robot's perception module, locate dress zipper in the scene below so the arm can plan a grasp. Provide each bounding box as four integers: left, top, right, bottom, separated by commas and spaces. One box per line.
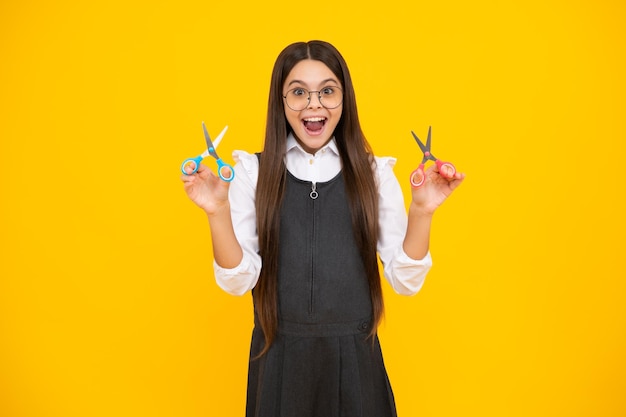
310, 181, 318, 200
309, 181, 317, 317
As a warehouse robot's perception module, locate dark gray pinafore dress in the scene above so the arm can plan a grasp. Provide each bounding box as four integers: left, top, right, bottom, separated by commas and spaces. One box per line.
246, 170, 397, 417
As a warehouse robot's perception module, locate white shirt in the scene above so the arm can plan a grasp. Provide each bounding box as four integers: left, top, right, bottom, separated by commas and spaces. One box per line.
213, 133, 432, 296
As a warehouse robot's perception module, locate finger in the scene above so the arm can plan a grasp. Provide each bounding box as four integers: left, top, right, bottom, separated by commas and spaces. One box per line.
182, 161, 197, 174
181, 174, 195, 184
195, 163, 214, 179
440, 171, 463, 184
410, 170, 426, 188
219, 166, 234, 182
447, 173, 465, 191
440, 164, 455, 178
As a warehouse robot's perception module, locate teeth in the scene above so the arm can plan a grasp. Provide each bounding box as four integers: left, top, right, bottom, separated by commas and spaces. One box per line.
304, 117, 325, 122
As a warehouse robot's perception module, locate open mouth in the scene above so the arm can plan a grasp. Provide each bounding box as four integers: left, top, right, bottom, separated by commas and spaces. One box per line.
303, 117, 327, 135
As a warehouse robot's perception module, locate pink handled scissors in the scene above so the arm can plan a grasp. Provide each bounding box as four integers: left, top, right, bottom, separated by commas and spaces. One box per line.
410, 126, 456, 188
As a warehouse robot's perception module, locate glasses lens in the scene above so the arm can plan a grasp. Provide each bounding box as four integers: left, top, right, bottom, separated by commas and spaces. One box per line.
284, 86, 343, 111
319, 86, 342, 109
284, 88, 308, 111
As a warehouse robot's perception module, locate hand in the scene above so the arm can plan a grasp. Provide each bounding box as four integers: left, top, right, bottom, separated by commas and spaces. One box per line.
181, 163, 232, 215
410, 164, 465, 215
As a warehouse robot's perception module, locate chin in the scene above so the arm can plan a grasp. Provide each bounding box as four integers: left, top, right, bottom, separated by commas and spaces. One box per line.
294, 130, 332, 154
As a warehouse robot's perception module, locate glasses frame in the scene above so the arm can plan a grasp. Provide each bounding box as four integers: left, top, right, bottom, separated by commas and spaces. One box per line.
282, 86, 344, 111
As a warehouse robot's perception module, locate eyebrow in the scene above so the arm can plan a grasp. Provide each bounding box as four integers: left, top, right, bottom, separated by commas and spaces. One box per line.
286, 78, 340, 88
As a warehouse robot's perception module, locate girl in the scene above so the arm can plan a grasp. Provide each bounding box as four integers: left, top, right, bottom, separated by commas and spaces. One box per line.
182, 40, 464, 417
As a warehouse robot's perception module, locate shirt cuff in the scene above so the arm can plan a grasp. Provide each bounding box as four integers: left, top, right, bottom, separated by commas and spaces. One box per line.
213, 257, 258, 296
397, 248, 433, 265
385, 249, 433, 296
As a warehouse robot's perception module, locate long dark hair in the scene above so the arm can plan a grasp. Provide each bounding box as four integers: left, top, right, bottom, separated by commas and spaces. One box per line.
254, 40, 382, 357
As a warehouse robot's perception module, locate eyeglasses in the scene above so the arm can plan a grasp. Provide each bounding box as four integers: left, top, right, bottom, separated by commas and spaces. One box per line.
282, 86, 343, 111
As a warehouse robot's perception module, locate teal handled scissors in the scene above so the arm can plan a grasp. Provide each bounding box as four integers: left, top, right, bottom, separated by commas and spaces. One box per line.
181, 122, 234, 182
410, 126, 456, 188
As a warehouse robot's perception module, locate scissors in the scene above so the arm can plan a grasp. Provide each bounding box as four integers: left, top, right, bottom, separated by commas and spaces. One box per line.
181, 122, 234, 182
410, 126, 456, 188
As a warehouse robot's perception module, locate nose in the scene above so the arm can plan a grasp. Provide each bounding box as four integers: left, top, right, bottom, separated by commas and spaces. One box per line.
307, 91, 323, 108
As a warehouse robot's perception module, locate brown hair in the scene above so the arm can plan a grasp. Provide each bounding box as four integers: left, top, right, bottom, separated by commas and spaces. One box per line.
254, 40, 382, 357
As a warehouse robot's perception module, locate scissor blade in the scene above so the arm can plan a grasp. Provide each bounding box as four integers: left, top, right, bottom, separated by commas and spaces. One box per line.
211, 125, 229, 149
202, 122, 214, 151
426, 126, 432, 150
202, 122, 229, 151
411, 131, 429, 153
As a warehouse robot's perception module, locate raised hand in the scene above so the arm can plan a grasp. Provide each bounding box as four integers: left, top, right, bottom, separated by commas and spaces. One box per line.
181, 163, 232, 215
410, 164, 465, 215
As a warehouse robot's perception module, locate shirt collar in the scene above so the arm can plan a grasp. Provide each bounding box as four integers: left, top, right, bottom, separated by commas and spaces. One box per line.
286, 132, 340, 157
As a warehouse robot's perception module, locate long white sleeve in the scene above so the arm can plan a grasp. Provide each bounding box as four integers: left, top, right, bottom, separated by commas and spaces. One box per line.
212, 151, 262, 296
375, 157, 432, 295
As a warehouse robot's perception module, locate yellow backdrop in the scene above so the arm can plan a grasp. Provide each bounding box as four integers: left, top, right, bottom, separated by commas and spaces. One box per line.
1, 0, 625, 416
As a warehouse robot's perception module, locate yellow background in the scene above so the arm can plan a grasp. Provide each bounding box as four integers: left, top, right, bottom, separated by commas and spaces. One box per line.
1, 0, 625, 416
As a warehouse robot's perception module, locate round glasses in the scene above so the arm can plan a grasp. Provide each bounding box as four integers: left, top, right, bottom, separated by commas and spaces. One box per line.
282, 86, 343, 111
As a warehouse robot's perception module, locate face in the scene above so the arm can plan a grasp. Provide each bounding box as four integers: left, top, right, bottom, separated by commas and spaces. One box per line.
282, 59, 343, 155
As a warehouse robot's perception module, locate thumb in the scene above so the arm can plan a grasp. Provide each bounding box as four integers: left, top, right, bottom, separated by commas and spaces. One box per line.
219, 166, 234, 182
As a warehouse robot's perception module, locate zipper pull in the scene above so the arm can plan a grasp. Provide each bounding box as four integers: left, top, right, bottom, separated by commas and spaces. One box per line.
310, 182, 318, 200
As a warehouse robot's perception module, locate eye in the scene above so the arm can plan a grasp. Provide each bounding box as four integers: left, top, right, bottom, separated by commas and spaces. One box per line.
291, 88, 307, 97
321, 86, 337, 96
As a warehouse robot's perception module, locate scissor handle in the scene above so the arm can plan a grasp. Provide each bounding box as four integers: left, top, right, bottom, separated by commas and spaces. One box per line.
411, 161, 456, 187
436, 160, 456, 179
181, 156, 203, 175
216, 160, 235, 182
410, 164, 426, 188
